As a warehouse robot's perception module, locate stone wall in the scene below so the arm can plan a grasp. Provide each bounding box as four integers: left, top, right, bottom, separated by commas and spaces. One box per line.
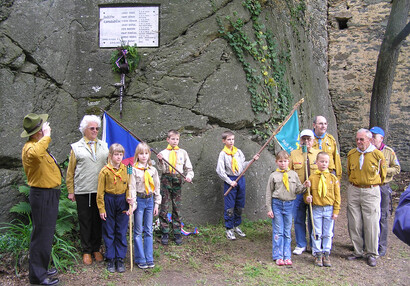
328, 0, 409, 170
1, 0, 334, 225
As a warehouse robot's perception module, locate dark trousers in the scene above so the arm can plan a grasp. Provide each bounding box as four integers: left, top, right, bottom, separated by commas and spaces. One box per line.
223, 176, 246, 229
29, 187, 60, 284
75, 193, 102, 254
379, 184, 392, 254
102, 193, 129, 260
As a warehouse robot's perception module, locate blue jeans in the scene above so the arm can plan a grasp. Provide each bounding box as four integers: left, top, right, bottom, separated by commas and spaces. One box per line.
272, 198, 294, 260
224, 176, 246, 229
292, 193, 312, 248
133, 196, 154, 264
311, 205, 334, 254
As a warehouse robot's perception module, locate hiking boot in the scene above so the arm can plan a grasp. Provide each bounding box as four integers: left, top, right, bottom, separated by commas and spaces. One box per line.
106, 259, 115, 273
275, 259, 285, 266
116, 258, 125, 273
161, 233, 169, 245
314, 253, 323, 267
367, 255, 377, 267
226, 229, 236, 240
293, 246, 305, 255
234, 226, 246, 237
323, 252, 331, 267
174, 234, 183, 245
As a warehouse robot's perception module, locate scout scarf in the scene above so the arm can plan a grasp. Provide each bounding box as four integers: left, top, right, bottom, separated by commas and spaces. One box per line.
223, 145, 239, 173
105, 163, 123, 184
314, 131, 326, 150
135, 162, 155, 195
276, 168, 290, 191
315, 169, 329, 198
166, 144, 179, 173
356, 144, 376, 170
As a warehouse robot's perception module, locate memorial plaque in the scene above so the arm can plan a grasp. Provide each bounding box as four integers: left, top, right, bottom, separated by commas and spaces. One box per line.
99, 6, 159, 48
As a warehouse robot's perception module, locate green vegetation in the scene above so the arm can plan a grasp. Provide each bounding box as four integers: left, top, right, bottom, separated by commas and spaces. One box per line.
110, 44, 140, 74
217, 0, 293, 143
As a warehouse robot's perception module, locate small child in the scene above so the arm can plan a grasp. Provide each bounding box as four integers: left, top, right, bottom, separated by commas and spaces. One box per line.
96, 143, 131, 273
305, 151, 341, 267
128, 143, 161, 269
157, 130, 194, 245
216, 130, 259, 240
266, 150, 309, 266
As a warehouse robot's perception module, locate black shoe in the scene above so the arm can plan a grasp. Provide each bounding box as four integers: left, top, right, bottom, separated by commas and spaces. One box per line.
39, 277, 59, 285
174, 234, 183, 245
47, 268, 58, 277
367, 256, 377, 267
116, 258, 125, 273
107, 259, 115, 273
346, 255, 363, 261
161, 233, 169, 245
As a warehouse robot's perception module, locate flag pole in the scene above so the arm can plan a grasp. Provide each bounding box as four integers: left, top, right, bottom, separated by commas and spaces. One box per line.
100, 108, 192, 183
224, 98, 304, 196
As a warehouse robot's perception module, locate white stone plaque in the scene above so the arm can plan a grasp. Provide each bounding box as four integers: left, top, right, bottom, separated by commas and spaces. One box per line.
99, 6, 159, 48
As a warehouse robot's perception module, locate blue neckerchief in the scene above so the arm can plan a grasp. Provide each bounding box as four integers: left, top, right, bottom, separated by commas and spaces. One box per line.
314, 130, 326, 150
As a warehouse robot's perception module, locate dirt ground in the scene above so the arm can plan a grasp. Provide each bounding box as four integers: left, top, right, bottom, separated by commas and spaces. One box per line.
1, 173, 409, 285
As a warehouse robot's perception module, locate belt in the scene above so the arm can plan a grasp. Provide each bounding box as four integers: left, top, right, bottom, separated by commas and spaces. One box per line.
351, 184, 378, 189
136, 192, 153, 199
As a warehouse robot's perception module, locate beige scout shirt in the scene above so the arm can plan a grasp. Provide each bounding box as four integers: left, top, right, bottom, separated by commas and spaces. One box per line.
129, 165, 161, 208
158, 148, 194, 180
265, 170, 305, 212
380, 145, 400, 183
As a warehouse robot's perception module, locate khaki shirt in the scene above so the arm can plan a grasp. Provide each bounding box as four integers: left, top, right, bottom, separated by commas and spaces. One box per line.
289, 148, 320, 182
304, 172, 341, 215
380, 145, 400, 183
158, 148, 194, 180
96, 163, 129, 214
129, 165, 161, 208
313, 133, 342, 180
347, 148, 387, 185
21, 136, 61, 188
265, 170, 305, 212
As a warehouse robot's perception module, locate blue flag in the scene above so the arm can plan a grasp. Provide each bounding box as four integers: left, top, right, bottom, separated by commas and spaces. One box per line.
275, 111, 299, 153
102, 113, 140, 165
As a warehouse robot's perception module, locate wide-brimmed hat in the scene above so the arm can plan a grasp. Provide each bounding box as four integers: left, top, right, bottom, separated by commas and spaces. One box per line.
21, 113, 48, 138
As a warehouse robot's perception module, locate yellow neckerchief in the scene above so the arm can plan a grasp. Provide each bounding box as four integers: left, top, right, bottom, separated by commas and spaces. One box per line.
166, 144, 180, 173
276, 168, 290, 191
223, 145, 239, 173
135, 162, 155, 195
315, 169, 330, 198
105, 163, 123, 184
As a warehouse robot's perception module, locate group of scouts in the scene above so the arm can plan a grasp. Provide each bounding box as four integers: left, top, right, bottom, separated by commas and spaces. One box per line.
21, 112, 400, 285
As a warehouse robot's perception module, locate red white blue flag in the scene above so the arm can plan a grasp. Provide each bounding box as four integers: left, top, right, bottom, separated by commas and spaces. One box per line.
102, 112, 140, 166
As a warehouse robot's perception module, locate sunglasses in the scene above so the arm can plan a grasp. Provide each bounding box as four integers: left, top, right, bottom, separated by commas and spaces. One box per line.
87, 127, 100, 131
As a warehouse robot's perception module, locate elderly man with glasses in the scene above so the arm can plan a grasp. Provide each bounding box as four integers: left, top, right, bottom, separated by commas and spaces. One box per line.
66, 115, 109, 265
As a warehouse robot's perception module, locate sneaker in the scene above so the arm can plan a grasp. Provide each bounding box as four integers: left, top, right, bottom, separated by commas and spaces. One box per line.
275, 259, 285, 266
147, 262, 155, 268
314, 253, 323, 267
293, 246, 306, 255
116, 258, 125, 273
284, 259, 293, 266
174, 234, 183, 245
322, 252, 331, 267
226, 229, 236, 240
106, 259, 115, 273
161, 233, 169, 245
234, 226, 246, 237
137, 263, 148, 269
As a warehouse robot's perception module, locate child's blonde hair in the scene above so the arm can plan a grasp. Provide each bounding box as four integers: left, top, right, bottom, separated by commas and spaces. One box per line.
316, 151, 329, 161
167, 129, 180, 138
133, 142, 152, 166
275, 150, 290, 160
222, 130, 235, 140
108, 143, 125, 165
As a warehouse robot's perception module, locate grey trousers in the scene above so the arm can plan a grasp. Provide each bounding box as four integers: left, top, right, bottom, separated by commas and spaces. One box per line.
379, 184, 392, 255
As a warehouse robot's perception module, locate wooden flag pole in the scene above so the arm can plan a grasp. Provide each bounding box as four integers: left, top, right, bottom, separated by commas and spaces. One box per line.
224, 98, 304, 196
100, 108, 192, 183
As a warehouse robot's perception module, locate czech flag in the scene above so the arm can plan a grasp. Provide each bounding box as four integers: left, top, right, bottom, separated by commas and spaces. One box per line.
102, 112, 140, 165
274, 111, 300, 153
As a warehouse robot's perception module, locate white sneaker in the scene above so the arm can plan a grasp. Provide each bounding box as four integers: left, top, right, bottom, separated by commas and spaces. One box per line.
234, 226, 246, 237
293, 246, 306, 255
226, 229, 236, 240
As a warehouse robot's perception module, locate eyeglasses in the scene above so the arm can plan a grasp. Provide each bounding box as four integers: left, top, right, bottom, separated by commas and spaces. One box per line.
87, 127, 100, 131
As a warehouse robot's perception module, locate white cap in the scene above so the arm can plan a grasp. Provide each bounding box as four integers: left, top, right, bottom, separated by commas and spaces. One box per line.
300, 129, 314, 137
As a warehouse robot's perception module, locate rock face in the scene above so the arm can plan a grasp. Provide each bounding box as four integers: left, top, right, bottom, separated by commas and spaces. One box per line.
328, 0, 409, 168
2, 0, 394, 225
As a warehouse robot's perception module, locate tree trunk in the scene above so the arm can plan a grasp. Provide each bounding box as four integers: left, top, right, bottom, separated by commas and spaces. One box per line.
369, 0, 410, 139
